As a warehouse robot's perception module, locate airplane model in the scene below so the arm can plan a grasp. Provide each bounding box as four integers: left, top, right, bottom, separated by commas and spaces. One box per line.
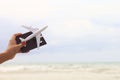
19, 25, 48, 49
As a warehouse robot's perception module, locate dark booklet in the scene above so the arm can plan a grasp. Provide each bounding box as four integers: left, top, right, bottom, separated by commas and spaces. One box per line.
16, 32, 47, 52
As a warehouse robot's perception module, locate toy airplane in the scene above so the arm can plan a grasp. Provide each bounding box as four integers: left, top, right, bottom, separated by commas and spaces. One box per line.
20, 25, 48, 49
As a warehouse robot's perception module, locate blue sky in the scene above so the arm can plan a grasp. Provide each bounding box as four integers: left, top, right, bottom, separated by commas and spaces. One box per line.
0, 0, 120, 64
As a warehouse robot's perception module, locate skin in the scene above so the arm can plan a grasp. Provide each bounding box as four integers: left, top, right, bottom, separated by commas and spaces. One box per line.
0, 33, 27, 64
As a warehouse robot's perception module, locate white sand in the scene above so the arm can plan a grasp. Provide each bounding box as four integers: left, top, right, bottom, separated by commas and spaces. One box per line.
0, 64, 120, 80
0, 72, 119, 80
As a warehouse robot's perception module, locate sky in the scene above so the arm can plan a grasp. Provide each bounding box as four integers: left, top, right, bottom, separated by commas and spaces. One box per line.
0, 0, 120, 64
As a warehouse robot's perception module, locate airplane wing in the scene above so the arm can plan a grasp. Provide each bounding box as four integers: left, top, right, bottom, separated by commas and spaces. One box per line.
36, 34, 42, 49
22, 25, 39, 32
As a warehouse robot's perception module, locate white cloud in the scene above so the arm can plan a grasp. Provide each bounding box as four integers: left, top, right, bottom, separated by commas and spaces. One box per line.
0, 0, 51, 21
49, 0, 120, 17
46, 0, 120, 45
1, 0, 119, 46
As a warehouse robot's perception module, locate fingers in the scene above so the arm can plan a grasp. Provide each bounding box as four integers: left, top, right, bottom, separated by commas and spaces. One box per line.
17, 42, 26, 48
16, 43, 24, 48
21, 41, 26, 45
12, 33, 22, 39
16, 42, 30, 53
17, 41, 26, 47
14, 33, 22, 36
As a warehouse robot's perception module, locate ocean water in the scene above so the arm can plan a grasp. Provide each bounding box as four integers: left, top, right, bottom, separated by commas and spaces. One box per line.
0, 63, 120, 80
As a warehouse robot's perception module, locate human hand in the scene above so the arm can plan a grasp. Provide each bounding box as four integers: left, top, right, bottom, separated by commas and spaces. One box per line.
5, 33, 26, 59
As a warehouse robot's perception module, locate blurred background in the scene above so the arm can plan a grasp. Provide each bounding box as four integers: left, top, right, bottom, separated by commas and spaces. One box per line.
0, 0, 120, 64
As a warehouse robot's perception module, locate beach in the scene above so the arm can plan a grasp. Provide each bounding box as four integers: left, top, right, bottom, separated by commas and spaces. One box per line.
0, 63, 120, 80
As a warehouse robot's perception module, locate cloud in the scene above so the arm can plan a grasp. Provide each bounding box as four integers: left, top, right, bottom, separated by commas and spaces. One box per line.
49, 0, 120, 17
0, 0, 51, 22
47, 0, 120, 37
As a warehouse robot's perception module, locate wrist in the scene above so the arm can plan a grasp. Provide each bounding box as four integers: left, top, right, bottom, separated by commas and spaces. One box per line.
3, 50, 11, 60
0, 51, 10, 64
3, 50, 14, 60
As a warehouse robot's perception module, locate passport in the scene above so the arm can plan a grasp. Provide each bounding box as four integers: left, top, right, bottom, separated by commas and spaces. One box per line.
16, 32, 47, 52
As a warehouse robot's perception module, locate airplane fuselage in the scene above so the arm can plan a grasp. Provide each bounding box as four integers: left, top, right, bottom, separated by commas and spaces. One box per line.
22, 26, 47, 42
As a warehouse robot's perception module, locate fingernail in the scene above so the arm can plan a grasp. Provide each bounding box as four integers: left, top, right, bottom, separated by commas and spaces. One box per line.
22, 41, 26, 45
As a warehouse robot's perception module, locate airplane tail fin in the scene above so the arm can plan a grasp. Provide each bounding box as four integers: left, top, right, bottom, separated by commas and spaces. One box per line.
19, 38, 25, 42
19, 38, 26, 47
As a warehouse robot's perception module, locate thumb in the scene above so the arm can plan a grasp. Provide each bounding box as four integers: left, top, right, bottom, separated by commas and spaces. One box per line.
16, 43, 24, 48
16, 41, 26, 48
